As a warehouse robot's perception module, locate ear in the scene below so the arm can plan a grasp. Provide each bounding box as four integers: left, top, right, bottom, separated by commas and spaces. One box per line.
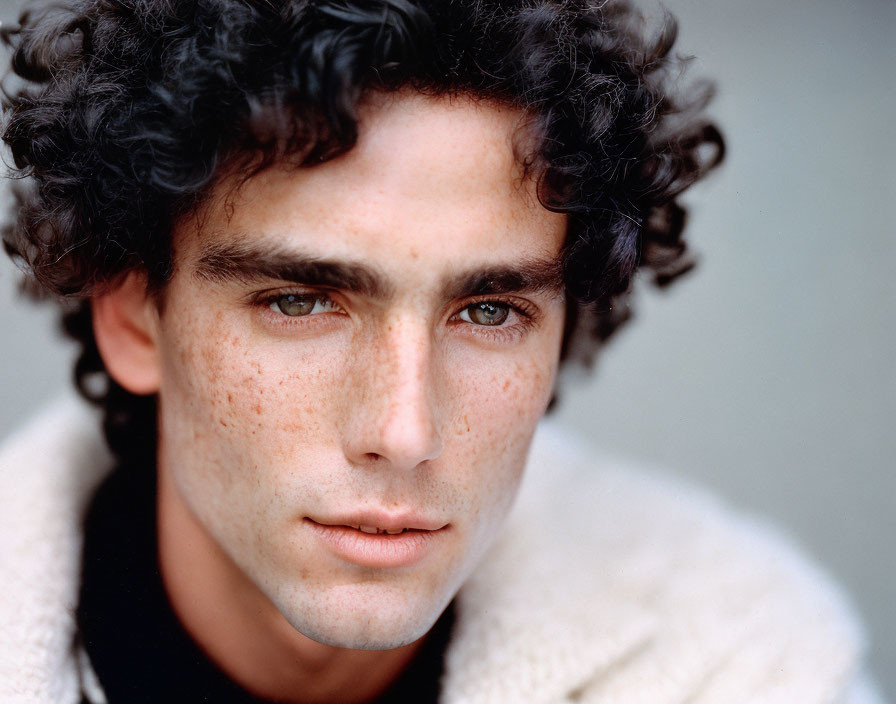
92, 272, 162, 395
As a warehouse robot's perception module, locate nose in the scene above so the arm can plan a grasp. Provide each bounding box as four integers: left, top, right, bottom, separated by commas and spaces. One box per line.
343, 320, 444, 470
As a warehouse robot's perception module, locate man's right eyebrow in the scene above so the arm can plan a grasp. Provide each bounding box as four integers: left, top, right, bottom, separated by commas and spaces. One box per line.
193, 239, 391, 299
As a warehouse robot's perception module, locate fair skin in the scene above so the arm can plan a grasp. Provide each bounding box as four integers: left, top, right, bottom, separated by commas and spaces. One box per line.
93, 91, 568, 703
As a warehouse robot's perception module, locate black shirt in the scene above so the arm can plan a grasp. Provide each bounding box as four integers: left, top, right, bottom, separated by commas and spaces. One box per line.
77, 461, 453, 703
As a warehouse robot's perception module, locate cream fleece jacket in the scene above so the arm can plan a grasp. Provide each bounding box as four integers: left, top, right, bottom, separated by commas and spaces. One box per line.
0, 396, 884, 703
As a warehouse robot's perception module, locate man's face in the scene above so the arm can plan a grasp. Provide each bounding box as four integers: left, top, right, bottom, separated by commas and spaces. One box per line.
154, 91, 568, 649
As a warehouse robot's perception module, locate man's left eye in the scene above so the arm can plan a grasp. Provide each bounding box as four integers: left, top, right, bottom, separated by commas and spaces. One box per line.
458, 302, 511, 326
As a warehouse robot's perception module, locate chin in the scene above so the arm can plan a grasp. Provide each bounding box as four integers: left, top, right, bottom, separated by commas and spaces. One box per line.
270, 580, 453, 651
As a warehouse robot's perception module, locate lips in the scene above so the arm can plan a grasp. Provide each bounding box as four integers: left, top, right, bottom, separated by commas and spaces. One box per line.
310, 512, 447, 534
304, 515, 448, 568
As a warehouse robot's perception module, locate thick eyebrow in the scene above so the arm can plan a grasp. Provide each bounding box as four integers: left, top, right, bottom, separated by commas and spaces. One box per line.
194, 239, 391, 299
441, 258, 565, 300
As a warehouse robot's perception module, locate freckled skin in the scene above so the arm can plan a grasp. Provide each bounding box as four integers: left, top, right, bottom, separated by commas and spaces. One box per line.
152, 92, 568, 702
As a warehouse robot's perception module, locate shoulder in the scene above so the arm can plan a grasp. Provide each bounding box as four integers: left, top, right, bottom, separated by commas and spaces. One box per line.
0, 396, 112, 703
0, 394, 111, 535
445, 421, 876, 704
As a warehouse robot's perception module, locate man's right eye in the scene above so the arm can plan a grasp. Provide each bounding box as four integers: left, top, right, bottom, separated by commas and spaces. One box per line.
269, 294, 338, 317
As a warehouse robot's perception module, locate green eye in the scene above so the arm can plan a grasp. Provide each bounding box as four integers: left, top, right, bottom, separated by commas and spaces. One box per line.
460, 302, 510, 326
270, 294, 334, 317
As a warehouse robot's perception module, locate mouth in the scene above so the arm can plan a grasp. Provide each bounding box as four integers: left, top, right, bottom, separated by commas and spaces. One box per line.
304, 517, 449, 568
346, 525, 418, 535
308, 512, 447, 534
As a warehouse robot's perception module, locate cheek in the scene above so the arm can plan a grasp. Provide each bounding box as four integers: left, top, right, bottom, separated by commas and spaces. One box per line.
157, 306, 348, 476
451, 357, 552, 435
448, 321, 560, 436
445, 350, 557, 513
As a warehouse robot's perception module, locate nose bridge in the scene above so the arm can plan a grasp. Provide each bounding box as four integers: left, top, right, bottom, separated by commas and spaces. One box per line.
347, 314, 443, 469
386, 319, 432, 407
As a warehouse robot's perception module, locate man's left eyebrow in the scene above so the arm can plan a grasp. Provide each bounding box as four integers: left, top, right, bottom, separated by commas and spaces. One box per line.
441, 258, 565, 299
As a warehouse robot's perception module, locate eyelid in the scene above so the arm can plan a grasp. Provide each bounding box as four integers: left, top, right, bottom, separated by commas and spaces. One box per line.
248, 285, 339, 306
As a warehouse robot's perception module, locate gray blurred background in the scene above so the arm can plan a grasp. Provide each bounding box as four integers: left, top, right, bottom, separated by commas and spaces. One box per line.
0, 0, 893, 696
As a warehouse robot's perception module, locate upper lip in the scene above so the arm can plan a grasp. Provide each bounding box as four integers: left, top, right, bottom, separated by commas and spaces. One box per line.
308, 512, 447, 533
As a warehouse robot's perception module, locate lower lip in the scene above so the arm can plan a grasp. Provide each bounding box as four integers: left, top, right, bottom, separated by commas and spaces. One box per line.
304, 519, 447, 568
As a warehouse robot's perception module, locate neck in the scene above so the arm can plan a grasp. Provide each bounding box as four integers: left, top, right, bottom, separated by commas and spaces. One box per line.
156, 463, 426, 704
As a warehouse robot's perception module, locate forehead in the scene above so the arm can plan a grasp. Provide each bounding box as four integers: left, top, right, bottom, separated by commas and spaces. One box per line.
178, 91, 565, 278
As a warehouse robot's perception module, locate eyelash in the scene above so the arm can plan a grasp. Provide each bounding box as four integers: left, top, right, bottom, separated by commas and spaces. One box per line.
251, 289, 538, 340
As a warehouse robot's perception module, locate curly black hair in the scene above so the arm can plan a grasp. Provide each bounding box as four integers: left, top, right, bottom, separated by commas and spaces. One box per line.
2, 0, 723, 464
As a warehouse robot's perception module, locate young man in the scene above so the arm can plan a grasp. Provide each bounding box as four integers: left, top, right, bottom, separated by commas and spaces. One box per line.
0, 1, 880, 702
